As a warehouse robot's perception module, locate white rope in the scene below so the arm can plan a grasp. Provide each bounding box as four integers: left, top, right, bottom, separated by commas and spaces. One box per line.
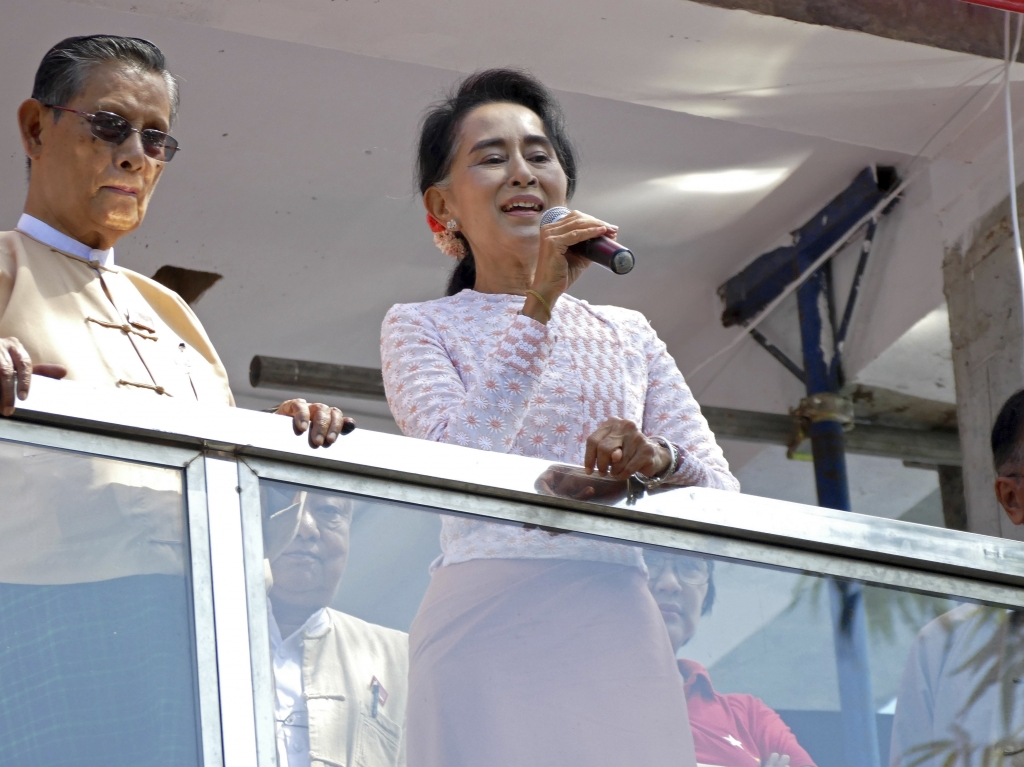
1004, 11, 1024, 285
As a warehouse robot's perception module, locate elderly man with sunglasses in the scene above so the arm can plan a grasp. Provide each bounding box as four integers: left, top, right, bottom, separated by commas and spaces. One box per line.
0, 35, 354, 765
3, 34, 350, 440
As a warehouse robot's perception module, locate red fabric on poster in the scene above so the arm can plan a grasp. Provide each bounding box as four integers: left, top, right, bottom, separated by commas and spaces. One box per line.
680, 660, 816, 767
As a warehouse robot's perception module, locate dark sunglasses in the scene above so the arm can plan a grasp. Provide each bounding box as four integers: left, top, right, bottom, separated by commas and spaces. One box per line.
43, 104, 179, 162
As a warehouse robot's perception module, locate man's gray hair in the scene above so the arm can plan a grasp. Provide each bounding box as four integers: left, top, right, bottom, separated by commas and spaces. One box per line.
31, 35, 179, 125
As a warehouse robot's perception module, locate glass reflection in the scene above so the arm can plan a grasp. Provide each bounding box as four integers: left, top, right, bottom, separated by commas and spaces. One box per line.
258, 480, 1024, 767
534, 464, 632, 504
646, 550, 816, 767
890, 606, 1024, 766
0, 438, 199, 767
262, 482, 409, 767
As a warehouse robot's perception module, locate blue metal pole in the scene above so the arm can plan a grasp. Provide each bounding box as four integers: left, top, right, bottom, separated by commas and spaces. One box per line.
829, 579, 879, 767
796, 266, 881, 767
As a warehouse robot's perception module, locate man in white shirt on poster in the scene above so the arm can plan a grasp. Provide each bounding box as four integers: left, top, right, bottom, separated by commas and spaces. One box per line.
889, 389, 1024, 766
265, 487, 409, 767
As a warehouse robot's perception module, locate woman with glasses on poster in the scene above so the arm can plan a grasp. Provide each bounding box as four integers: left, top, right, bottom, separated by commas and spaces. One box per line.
646, 551, 816, 767
380, 68, 738, 767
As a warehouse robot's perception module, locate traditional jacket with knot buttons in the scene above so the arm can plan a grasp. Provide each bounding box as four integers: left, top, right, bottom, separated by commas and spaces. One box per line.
0, 229, 234, 585
301, 609, 409, 767
0, 229, 233, 403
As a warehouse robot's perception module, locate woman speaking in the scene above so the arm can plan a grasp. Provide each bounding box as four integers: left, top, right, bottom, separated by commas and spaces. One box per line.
381, 69, 738, 767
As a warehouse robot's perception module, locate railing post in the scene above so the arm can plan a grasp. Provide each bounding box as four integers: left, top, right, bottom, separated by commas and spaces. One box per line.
205, 455, 261, 767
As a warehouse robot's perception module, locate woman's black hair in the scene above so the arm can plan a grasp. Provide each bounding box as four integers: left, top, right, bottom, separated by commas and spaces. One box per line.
416, 68, 578, 296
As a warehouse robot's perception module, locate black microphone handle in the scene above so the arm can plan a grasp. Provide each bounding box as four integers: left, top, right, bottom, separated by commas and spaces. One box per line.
569, 236, 635, 275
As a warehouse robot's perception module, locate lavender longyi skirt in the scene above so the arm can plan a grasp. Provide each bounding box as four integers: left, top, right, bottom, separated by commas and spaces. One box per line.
407, 558, 697, 767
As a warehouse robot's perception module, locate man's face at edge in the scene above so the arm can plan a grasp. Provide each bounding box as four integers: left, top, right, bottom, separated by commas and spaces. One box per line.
995, 454, 1024, 527
18, 61, 171, 250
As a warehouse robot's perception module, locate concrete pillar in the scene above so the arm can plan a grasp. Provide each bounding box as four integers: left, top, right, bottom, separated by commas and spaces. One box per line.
937, 465, 967, 531
943, 196, 1024, 540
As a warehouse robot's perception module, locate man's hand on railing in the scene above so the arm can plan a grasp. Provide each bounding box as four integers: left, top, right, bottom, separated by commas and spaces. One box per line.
274, 398, 355, 449
0, 336, 67, 417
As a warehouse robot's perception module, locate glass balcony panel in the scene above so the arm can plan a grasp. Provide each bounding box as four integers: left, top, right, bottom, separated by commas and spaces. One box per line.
257, 478, 1024, 767
5, 380, 1022, 767
0, 437, 202, 767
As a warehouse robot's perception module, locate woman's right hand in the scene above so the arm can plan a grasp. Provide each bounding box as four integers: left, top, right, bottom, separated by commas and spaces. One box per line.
522, 210, 618, 323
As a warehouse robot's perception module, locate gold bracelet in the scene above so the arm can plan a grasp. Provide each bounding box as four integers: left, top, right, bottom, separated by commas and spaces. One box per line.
525, 289, 553, 319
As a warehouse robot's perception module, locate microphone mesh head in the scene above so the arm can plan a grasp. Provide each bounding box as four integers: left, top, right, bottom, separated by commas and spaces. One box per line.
540, 206, 571, 227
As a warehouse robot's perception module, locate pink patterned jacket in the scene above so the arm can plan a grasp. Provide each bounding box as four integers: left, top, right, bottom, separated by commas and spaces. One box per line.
381, 289, 738, 569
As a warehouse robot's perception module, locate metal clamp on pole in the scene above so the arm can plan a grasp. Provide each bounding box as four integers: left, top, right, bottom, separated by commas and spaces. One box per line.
794, 393, 855, 428
788, 394, 854, 459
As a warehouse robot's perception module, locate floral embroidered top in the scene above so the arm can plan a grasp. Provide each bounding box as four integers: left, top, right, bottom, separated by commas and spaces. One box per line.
380, 289, 738, 569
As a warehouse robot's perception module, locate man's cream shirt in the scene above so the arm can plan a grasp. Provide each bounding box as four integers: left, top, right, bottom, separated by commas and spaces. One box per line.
0, 220, 234, 584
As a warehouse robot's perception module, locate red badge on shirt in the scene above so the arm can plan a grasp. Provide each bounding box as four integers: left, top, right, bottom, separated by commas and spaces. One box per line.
370, 676, 388, 706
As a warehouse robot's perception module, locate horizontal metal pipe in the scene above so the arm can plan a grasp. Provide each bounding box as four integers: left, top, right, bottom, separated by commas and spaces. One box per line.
249, 356, 962, 465
249, 356, 386, 400
702, 406, 962, 466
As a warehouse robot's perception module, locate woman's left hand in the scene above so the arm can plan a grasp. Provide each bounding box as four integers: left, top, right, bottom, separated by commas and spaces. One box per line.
275, 398, 356, 448
583, 418, 672, 481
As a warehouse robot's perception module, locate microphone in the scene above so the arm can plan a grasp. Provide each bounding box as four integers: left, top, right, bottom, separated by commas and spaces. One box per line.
540, 207, 635, 275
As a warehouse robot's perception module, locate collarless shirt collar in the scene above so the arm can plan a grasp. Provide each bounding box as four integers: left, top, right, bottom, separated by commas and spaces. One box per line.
16, 213, 115, 269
